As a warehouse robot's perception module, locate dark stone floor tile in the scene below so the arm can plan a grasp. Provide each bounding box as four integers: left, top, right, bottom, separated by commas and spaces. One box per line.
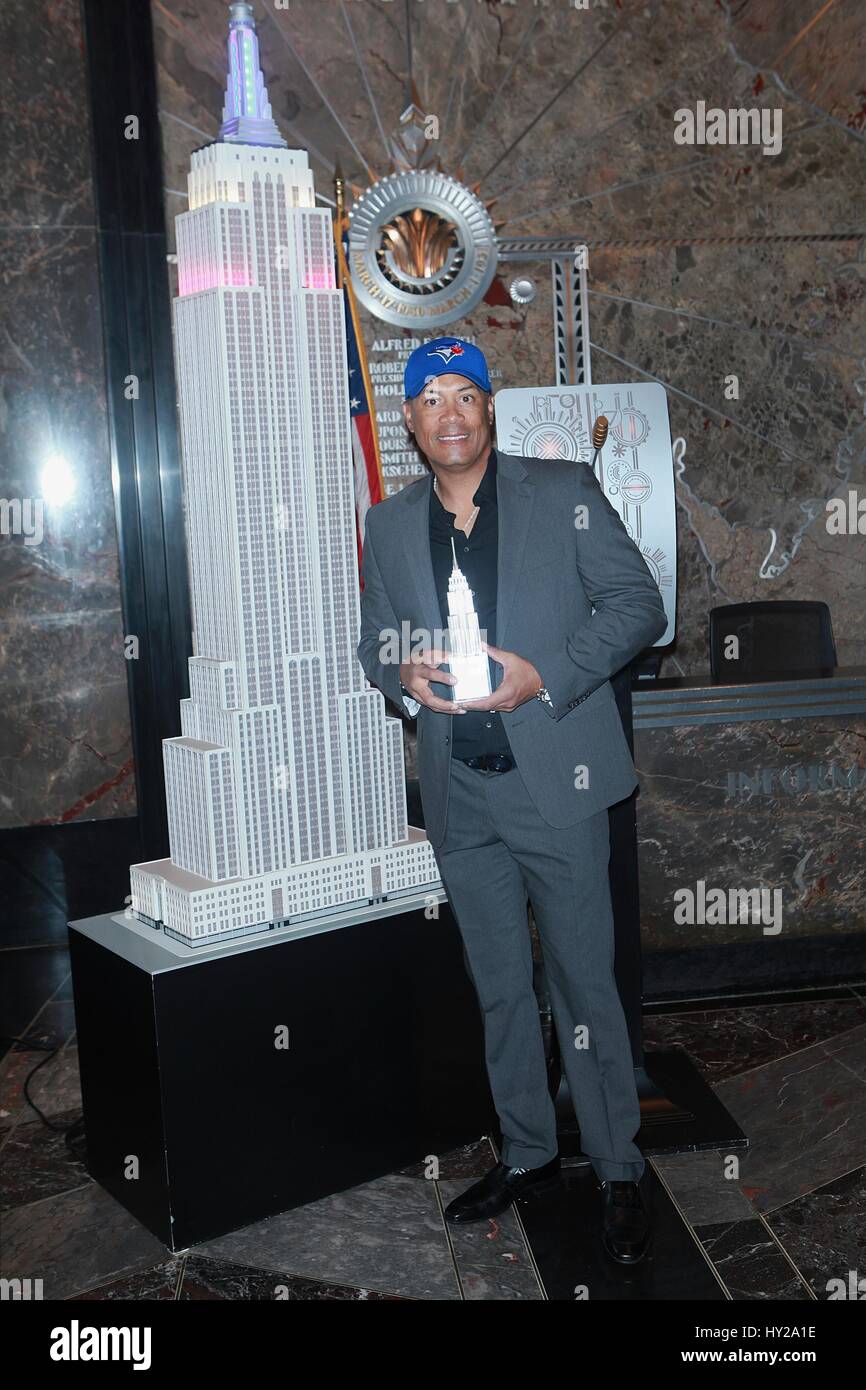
0, 1182, 169, 1299
1, 1049, 45, 1132
693, 1217, 813, 1299
69, 1261, 182, 1300
69, 1255, 409, 1300
194, 1172, 459, 1299
437, 1179, 542, 1299
178, 1255, 410, 1299
652, 1148, 759, 1225
15, 998, 77, 1052
1, 971, 81, 1129
0, 1042, 82, 1133
714, 1033, 866, 1214
764, 1164, 866, 1301
0, 1106, 89, 1209
819, 1022, 866, 1083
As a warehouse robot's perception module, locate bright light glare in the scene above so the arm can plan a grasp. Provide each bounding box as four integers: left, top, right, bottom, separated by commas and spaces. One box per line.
40, 452, 76, 507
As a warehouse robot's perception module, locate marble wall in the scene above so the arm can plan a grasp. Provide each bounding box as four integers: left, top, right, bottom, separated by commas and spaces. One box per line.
3, 0, 863, 832
0, 0, 136, 829
152, 0, 866, 684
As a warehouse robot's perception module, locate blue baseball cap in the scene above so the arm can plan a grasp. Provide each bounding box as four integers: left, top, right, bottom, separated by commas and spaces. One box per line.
404, 337, 491, 400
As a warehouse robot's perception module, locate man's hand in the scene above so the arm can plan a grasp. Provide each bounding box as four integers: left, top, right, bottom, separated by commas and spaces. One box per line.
399, 648, 468, 714
459, 642, 543, 713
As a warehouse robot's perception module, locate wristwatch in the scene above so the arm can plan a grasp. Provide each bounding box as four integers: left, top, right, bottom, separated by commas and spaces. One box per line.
399, 680, 421, 716
535, 684, 553, 709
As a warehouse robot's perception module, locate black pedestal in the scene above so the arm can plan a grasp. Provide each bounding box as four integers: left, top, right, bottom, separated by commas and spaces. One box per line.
68, 897, 497, 1251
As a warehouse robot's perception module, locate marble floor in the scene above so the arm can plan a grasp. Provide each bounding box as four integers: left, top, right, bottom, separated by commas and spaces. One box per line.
2, 945, 864, 1300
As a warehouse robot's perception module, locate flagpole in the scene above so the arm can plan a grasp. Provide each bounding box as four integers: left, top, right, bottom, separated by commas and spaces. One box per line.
332, 161, 385, 502
334, 160, 346, 289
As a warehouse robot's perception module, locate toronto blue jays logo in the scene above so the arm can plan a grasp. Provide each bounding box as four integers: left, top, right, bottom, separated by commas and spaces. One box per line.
427, 343, 465, 366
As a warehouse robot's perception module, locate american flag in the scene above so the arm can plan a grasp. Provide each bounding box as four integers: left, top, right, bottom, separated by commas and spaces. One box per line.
334, 229, 384, 588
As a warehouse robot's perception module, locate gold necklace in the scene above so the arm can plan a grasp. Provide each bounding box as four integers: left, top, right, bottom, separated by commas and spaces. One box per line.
433, 475, 480, 534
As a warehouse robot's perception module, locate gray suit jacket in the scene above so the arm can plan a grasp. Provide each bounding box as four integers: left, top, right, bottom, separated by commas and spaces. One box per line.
356, 450, 668, 848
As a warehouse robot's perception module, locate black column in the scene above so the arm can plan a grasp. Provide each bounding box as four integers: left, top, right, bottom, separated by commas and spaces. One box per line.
81, 0, 191, 859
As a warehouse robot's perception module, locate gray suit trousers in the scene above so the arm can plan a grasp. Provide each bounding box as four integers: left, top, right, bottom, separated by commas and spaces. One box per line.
434, 755, 645, 1183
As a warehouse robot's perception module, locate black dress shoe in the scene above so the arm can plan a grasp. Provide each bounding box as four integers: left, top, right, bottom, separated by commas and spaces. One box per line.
598, 1179, 652, 1264
444, 1156, 561, 1224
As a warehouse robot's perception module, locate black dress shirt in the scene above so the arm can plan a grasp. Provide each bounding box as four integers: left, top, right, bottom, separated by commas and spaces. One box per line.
428, 448, 515, 761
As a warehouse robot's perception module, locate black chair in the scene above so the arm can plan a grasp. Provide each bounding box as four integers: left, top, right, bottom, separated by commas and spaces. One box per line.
709, 601, 837, 682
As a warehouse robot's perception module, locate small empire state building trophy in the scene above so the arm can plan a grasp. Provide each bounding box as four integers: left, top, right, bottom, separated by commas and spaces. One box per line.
445, 537, 492, 702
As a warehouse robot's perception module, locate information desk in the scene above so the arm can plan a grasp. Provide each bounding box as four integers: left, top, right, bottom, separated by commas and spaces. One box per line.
631, 667, 866, 998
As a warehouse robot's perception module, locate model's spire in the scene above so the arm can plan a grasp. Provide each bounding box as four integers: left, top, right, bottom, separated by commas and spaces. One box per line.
219, 2, 287, 149
448, 538, 473, 609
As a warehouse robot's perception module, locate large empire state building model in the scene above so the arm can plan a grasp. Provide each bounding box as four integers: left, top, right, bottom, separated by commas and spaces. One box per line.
129, 2, 440, 947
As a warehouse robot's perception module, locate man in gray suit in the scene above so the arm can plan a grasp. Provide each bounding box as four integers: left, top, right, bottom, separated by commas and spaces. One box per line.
357, 338, 666, 1263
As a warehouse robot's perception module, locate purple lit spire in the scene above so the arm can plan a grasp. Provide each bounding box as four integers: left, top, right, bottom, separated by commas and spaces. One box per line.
219, 2, 287, 148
